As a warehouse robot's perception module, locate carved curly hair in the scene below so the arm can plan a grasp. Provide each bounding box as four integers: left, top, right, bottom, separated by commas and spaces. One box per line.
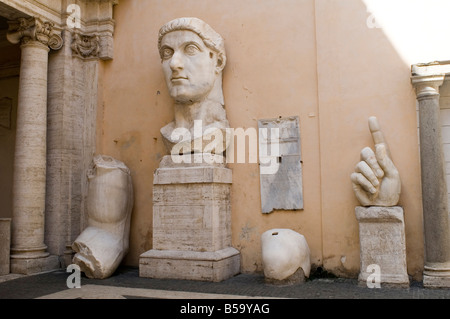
158, 17, 226, 67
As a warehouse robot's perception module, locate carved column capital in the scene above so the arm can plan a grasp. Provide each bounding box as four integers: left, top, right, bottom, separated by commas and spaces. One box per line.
71, 31, 100, 59
411, 74, 445, 100
6, 17, 63, 51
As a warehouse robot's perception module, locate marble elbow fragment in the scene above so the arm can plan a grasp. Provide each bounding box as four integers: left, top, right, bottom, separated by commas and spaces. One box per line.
72, 155, 133, 279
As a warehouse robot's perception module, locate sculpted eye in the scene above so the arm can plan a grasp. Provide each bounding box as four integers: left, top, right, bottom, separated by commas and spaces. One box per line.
185, 44, 200, 55
161, 47, 174, 60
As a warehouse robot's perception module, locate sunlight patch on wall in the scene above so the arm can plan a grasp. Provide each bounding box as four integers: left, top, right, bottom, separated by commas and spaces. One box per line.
364, 0, 450, 65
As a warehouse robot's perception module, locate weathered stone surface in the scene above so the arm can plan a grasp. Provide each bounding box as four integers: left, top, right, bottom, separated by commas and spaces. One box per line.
264, 268, 306, 286
140, 247, 240, 282
0, 219, 11, 275
258, 117, 303, 213
140, 156, 239, 281
46, 38, 100, 265
423, 267, 450, 288
159, 153, 226, 168
261, 229, 310, 284
72, 156, 133, 279
154, 165, 232, 185
10, 255, 60, 275
8, 27, 58, 273
355, 206, 409, 286
71, 32, 100, 59
152, 162, 231, 253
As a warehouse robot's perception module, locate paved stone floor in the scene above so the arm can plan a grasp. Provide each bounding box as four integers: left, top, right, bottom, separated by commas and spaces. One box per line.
1, 266, 448, 317
1, 266, 450, 300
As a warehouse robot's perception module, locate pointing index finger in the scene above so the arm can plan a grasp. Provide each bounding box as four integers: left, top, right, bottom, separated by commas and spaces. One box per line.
368, 116, 385, 146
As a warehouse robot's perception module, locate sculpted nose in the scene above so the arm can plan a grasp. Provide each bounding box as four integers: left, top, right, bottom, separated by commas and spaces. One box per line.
169, 51, 184, 70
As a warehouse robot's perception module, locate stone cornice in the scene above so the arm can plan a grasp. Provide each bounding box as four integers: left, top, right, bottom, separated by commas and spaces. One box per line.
64, 0, 117, 60
7, 16, 63, 50
412, 60, 450, 77
411, 61, 448, 100
1, 0, 117, 59
0, 0, 62, 26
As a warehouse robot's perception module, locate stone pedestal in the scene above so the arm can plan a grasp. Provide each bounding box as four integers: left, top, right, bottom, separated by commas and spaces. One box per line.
139, 155, 240, 282
0, 219, 11, 275
355, 206, 409, 287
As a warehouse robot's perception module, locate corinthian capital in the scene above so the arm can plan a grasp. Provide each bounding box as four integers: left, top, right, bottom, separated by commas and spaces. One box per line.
7, 17, 63, 50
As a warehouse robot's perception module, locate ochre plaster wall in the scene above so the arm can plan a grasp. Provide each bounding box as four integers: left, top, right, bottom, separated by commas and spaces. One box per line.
97, 0, 424, 279
315, 0, 423, 279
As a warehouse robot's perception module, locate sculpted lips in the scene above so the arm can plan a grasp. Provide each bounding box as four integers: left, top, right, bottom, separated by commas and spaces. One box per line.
171, 76, 188, 82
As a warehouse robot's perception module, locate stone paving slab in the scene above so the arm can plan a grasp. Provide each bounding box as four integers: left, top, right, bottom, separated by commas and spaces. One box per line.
37, 284, 280, 299
0, 267, 450, 300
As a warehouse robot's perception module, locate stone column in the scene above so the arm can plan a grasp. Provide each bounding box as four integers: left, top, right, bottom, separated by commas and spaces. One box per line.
412, 74, 450, 288
7, 17, 63, 274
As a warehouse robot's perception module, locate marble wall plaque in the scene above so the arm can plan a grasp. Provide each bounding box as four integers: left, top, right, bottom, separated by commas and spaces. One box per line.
258, 116, 303, 213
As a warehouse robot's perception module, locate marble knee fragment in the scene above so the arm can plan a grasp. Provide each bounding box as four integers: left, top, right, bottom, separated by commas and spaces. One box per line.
72, 155, 133, 279
261, 229, 311, 284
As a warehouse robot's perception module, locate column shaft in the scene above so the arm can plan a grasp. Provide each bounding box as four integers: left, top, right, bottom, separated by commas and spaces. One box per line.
7, 17, 63, 274
11, 41, 50, 259
413, 75, 450, 287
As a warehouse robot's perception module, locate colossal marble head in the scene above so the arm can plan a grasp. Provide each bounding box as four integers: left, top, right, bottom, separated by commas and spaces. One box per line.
158, 18, 231, 157
158, 17, 226, 105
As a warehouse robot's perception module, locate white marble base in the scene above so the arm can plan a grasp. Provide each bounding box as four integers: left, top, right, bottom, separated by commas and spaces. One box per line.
355, 206, 409, 287
139, 156, 240, 282
140, 247, 240, 282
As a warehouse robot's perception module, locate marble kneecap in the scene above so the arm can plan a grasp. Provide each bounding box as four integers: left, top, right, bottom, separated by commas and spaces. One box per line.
72, 155, 133, 279
261, 229, 311, 284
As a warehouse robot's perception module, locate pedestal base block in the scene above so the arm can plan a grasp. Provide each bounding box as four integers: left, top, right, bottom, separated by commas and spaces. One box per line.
140, 156, 240, 282
356, 206, 409, 287
423, 276, 450, 288
140, 247, 240, 282
10, 255, 60, 275
423, 263, 450, 288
